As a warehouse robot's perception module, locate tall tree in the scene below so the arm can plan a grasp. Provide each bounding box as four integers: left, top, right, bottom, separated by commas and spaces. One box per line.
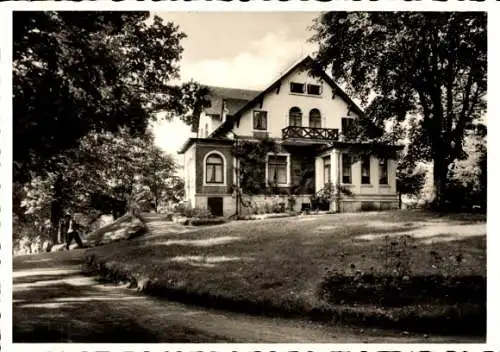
14, 11, 204, 240
13, 11, 194, 182
133, 146, 178, 213
19, 128, 153, 243
310, 12, 486, 210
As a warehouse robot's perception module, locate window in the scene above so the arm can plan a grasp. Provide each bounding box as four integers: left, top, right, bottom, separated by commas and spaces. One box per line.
205, 123, 208, 138
307, 84, 322, 96
309, 109, 322, 128
289, 107, 302, 127
290, 82, 305, 94
341, 117, 354, 134
253, 110, 268, 130
268, 155, 288, 185
342, 154, 352, 184
323, 156, 331, 184
361, 156, 371, 184
379, 158, 388, 184
205, 153, 224, 184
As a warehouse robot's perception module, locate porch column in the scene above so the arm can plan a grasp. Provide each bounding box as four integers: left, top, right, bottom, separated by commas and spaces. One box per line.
330, 149, 340, 212
314, 156, 323, 193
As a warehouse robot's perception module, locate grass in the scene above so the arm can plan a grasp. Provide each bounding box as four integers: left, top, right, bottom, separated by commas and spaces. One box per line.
85, 210, 486, 336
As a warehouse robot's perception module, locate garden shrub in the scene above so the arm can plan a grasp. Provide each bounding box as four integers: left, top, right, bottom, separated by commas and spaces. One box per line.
181, 206, 213, 219
318, 233, 485, 307
188, 218, 227, 226
318, 271, 485, 307
264, 203, 272, 214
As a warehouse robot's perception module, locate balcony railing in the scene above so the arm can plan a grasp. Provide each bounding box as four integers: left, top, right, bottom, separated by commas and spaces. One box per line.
282, 126, 339, 141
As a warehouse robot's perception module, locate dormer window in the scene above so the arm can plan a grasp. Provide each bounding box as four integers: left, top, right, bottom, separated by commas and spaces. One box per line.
290, 82, 305, 94
307, 84, 322, 96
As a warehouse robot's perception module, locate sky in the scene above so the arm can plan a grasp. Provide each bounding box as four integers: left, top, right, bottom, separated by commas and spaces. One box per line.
150, 12, 320, 160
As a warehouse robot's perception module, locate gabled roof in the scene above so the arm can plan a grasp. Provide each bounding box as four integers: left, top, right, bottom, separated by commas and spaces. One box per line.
192, 86, 260, 132
210, 55, 366, 137
204, 86, 260, 116
178, 137, 233, 154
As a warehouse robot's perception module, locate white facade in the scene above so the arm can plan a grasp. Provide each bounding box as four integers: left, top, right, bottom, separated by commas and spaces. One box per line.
181, 56, 400, 215
232, 68, 359, 138
183, 144, 197, 208
198, 112, 223, 138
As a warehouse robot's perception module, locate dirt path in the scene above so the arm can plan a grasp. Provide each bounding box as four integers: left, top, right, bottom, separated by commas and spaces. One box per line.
13, 249, 481, 343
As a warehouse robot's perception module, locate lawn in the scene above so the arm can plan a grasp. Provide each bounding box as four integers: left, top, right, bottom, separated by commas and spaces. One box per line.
85, 210, 486, 336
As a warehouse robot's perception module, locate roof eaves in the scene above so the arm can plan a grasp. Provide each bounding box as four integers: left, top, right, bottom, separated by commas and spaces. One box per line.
178, 138, 196, 154
178, 137, 234, 154
319, 141, 405, 154
210, 55, 314, 138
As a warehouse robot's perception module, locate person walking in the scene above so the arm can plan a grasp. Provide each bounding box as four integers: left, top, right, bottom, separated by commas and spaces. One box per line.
65, 214, 84, 249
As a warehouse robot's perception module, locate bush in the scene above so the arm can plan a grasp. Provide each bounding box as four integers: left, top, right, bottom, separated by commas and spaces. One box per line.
271, 201, 286, 213
264, 203, 272, 214
188, 218, 227, 226
177, 205, 213, 218
318, 271, 485, 307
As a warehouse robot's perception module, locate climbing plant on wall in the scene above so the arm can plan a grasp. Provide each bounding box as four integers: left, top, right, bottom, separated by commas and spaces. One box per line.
232, 137, 278, 197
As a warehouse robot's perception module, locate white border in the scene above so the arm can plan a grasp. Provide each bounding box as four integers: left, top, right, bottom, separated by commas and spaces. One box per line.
486, 8, 498, 344
2, 4, 498, 352
1, 9, 14, 348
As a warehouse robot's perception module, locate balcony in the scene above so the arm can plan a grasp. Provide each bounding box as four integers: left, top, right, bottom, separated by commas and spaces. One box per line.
282, 126, 339, 141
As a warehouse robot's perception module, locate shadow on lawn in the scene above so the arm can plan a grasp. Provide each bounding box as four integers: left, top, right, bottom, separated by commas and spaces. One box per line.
13, 249, 233, 343
83, 213, 486, 338
13, 267, 226, 342
13, 270, 160, 342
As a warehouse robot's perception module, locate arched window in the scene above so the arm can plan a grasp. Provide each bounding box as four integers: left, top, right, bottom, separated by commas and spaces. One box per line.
205, 153, 224, 184
309, 109, 321, 128
289, 107, 302, 127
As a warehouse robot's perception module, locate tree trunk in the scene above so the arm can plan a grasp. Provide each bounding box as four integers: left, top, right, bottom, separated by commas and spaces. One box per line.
432, 155, 448, 212
50, 174, 64, 244
57, 221, 62, 244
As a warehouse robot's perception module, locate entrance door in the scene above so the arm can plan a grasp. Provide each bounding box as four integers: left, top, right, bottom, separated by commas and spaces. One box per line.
207, 197, 223, 217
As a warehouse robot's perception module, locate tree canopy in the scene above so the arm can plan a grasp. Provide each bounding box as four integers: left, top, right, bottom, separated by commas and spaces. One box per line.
13, 11, 195, 182
16, 128, 182, 245
13, 11, 193, 248
310, 12, 486, 209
